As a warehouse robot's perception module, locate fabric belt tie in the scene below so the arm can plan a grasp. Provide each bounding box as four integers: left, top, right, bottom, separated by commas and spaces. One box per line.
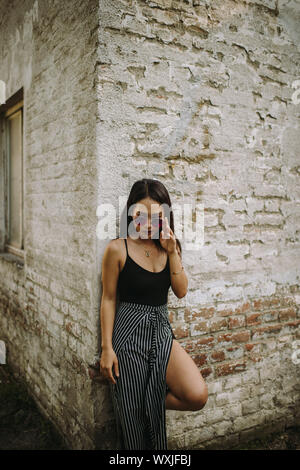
145, 307, 170, 449
148, 308, 169, 365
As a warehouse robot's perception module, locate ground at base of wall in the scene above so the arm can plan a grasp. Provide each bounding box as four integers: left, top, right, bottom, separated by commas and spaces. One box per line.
0, 364, 68, 450
1, 365, 299, 451
229, 425, 300, 450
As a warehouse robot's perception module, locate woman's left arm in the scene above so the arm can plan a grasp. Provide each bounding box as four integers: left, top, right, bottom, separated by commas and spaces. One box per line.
160, 216, 188, 299
168, 246, 188, 298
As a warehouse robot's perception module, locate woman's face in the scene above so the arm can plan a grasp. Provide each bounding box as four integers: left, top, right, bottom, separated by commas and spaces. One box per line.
131, 198, 164, 239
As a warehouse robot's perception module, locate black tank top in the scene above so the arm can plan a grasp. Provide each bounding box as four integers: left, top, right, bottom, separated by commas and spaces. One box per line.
117, 238, 171, 306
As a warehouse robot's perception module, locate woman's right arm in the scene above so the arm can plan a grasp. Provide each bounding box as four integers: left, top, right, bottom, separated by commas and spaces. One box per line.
99, 240, 121, 385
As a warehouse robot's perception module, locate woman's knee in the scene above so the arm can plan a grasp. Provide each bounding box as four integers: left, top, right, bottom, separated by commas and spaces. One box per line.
185, 384, 208, 411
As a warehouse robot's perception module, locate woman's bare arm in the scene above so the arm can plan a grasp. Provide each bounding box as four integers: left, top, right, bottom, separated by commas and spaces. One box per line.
100, 240, 120, 350
169, 243, 188, 299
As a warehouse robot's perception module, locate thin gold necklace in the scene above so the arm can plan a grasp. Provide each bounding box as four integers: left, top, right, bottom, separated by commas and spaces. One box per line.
130, 237, 155, 257
144, 248, 151, 257
137, 240, 154, 257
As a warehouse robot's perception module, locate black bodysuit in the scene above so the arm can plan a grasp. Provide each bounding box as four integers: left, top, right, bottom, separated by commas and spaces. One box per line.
118, 238, 171, 304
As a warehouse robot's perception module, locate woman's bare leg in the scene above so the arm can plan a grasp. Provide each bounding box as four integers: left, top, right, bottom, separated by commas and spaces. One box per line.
165, 339, 208, 411
165, 390, 193, 410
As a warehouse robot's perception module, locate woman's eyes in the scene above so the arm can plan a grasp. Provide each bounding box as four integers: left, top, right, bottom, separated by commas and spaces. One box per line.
135, 213, 162, 223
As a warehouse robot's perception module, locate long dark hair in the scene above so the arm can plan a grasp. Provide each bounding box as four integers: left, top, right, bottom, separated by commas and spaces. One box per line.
118, 178, 182, 257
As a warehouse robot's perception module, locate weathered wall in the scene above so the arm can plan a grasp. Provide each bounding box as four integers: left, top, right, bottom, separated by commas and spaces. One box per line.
96, 0, 300, 449
0, 0, 299, 451
0, 0, 106, 450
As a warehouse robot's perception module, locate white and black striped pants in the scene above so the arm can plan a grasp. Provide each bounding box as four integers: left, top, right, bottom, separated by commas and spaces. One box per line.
109, 301, 174, 450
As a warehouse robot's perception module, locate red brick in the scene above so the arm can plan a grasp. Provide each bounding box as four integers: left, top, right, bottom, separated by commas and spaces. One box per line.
181, 336, 215, 354
245, 342, 262, 352
215, 360, 247, 376
209, 318, 228, 332
211, 350, 225, 362
198, 307, 215, 318
172, 324, 189, 339
184, 306, 215, 321
248, 354, 263, 363
283, 320, 300, 328
235, 302, 251, 314
228, 315, 246, 328
217, 331, 250, 343
217, 307, 235, 317
191, 354, 208, 367
183, 308, 191, 321
252, 324, 282, 337
180, 338, 202, 354
253, 297, 280, 311
199, 367, 212, 378
198, 336, 215, 346
246, 313, 262, 325
217, 302, 251, 317
193, 321, 209, 334
245, 342, 264, 362
278, 307, 297, 321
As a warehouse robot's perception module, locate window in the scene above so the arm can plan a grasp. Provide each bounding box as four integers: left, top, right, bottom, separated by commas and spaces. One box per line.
0, 91, 24, 260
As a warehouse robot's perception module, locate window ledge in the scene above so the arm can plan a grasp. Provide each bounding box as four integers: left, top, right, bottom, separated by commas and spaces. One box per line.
0, 252, 24, 269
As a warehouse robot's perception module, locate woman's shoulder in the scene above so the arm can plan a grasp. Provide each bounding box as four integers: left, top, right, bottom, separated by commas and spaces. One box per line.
102, 239, 125, 274
106, 238, 124, 254
105, 238, 127, 262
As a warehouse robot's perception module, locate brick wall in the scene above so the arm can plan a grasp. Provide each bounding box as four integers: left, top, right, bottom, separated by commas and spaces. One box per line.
0, 0, 299, 450
96, 0, 300, 450
0, 0, 103, 450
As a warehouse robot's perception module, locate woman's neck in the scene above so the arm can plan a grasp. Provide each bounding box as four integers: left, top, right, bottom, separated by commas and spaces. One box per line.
128, 235, 157, 247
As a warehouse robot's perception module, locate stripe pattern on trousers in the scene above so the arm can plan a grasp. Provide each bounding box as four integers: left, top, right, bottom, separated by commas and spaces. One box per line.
108, 301, 174, 450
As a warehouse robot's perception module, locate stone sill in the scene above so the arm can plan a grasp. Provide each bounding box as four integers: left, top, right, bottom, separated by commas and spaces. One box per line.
0, 252, 24, 269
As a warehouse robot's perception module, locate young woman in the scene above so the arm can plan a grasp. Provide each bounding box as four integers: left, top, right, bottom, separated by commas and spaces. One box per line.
99, 178, 208, 450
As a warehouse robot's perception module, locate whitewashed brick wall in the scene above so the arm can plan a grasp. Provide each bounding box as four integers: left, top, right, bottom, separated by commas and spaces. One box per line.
0, 0, 299, 450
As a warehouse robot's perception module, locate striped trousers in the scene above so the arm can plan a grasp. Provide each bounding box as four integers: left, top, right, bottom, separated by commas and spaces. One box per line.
109, 301, 174, 450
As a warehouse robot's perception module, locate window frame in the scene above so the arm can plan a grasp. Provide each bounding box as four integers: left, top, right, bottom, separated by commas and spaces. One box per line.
3, 99, 24, 259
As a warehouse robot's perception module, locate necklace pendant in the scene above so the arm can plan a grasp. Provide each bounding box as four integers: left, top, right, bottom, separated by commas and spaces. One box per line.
145, 251, 150, 257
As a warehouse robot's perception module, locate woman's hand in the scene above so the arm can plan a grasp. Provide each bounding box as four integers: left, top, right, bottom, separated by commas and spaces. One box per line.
159, 216, 177, 254
100, 347, 120, 385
